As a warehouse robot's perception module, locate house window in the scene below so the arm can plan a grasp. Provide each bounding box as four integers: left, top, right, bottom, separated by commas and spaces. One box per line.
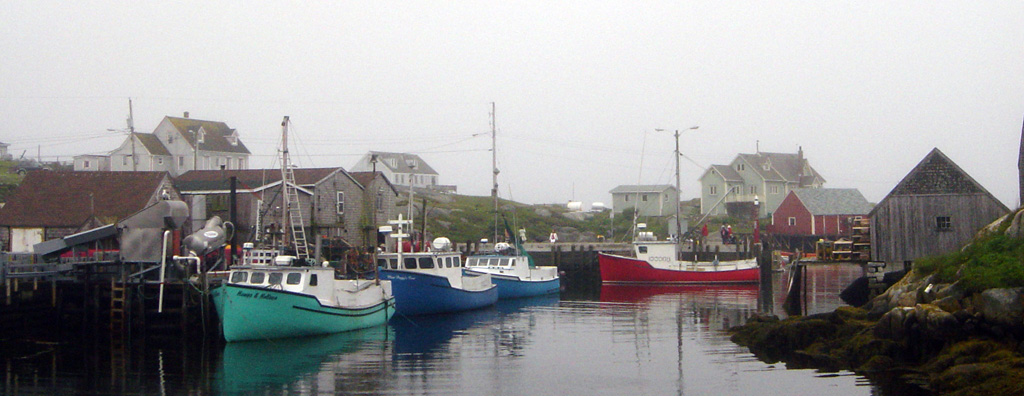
336, 192, 345, 214
625, 195, 630, 202
730, 186, 740, 194
168, 135, 174, 144
769, 185, 780, 194
737, 163, 745, 171
936, 216, 951, 231
749, 186, 756, 194
376, 191, 384, 212
157, 157, 163, 165
178, 156, 185, 167
788, 217, 796, 226
709, 186, 718, 195
238, 157, 245, 169
642, 194, 648, 202
122, 156, 128, 166
83, 160, 90, 169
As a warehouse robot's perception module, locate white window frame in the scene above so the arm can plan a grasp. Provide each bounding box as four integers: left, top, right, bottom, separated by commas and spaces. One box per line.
788, 217, 796, 226
709, 185, 718, 195
336, 192, 345, 214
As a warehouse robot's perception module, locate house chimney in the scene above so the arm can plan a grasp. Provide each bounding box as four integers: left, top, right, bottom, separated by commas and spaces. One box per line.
797, 146, 805, 185
184, 111, 190, 118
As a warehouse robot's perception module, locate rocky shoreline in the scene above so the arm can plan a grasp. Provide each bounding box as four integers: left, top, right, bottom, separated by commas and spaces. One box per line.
731, 271, 1024, 395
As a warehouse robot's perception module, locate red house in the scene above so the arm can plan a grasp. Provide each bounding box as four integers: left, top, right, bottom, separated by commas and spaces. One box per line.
769, 188, 873, 236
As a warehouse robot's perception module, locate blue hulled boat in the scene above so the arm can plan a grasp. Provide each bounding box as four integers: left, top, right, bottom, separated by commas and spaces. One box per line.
465, 246, 560, 299
377, 215, 497, 315
377, 246, 498, 316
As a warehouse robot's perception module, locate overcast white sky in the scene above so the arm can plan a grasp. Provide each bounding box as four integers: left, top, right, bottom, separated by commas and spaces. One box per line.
3, 2, 1024, 208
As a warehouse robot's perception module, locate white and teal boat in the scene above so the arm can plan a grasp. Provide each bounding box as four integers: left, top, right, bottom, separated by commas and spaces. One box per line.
465, 239, 560, 299
212, 253, 395, 342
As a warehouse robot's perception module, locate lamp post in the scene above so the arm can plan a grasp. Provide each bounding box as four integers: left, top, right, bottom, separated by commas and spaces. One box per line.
753, 195, 760, 244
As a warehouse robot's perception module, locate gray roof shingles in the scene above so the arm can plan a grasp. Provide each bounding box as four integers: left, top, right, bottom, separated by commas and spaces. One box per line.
791, 188, 873, 215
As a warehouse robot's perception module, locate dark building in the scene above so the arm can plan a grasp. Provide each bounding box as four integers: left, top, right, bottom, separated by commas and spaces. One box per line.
870, 148, 1009, 265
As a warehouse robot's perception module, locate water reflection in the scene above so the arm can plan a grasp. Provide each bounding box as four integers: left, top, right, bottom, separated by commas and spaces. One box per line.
3, 264, 910, 395
216, 326, 391, 395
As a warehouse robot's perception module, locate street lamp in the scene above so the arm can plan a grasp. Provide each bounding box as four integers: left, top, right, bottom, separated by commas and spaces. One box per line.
753, 195, 760, 244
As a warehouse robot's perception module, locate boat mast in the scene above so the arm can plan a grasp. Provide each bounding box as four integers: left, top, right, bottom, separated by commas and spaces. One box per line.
490, 102, 499, 244
673, 126, 698, 245
280, 116, 310, 259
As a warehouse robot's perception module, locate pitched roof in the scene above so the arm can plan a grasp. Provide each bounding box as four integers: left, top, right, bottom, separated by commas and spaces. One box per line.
736, 151, 825, 183
0, 171, 168, 227
174, 168, 346, 192
134, 133, 171, 156
368, 151, 438, 175
791, 188, 873, 215
165, 116, 251, 155
870, 148, 1009, 215
609, 185, 677, 194
707, 164, 743, 182
350, 171, 400, 195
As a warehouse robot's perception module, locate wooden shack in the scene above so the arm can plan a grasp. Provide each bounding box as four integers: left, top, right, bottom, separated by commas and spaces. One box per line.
869, 148, 1009, 266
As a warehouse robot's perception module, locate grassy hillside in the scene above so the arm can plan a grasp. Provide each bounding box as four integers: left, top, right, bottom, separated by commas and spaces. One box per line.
402, 193, 686, 243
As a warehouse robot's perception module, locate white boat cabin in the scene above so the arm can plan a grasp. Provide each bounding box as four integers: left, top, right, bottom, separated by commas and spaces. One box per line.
226, 266, 387, 308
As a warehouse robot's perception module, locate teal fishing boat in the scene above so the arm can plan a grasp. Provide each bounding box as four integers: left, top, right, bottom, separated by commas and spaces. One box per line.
212, 259, 395, 342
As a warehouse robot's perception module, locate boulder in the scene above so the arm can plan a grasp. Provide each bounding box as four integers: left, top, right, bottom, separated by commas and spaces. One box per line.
1001, 210, 1024, 239
979, 288, 1024, 330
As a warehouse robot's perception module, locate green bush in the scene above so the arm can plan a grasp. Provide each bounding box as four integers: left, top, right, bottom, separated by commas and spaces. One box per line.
914, 233, 1024, 294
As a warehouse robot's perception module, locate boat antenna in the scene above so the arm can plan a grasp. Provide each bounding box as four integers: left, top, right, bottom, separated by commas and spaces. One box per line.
490, 102, 499, 244
630, 130, 648, 242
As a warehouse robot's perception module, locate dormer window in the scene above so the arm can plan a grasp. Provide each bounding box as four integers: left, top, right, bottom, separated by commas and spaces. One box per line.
762, 160, 771, 171
388, 158, 398, 168
197, 129, 205, 144
406, 159, 417, 169
227, 130, 239, 146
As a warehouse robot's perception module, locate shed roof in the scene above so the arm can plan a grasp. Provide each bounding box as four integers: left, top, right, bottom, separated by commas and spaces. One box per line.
350, 171, 400, 195
174, 168, 344, 192
869, 148, 1009, 215
791, 188, 873, 215
0, 171, 169, 227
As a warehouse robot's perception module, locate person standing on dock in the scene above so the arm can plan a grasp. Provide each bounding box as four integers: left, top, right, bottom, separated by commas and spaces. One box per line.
549, 229, 558, 244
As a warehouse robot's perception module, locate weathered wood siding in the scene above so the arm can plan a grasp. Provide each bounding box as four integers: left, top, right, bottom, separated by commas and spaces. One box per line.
870, 194, 1007, 264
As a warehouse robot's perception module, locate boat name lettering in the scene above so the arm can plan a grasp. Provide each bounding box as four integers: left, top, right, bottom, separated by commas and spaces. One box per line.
648, 256, 672, 262
235, 290, 279, 300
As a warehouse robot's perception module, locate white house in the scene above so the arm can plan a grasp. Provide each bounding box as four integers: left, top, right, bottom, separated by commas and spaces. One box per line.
609, 185, 679, 217
699, 147, 825, 217
74, 112, 251, 177
351, 151, 440, 190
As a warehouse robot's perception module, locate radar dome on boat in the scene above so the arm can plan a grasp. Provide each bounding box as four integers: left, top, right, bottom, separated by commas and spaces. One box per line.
431, 237, 452, 251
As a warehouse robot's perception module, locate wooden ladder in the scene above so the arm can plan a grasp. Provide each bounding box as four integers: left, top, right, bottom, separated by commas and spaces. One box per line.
282, 166, 309, 260
109, 278, 127, 333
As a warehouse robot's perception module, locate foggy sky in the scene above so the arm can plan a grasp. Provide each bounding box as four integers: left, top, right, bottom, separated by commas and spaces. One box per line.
4, 2, 1024, 209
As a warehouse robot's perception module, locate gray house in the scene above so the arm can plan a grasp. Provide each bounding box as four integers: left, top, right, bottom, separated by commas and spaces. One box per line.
870, 148, 1009, 265
351, 152, 441, 191
75, 113, 251, 177
174, 167, 398, 259
609, 185, 679, 217
699, 147, 825, 217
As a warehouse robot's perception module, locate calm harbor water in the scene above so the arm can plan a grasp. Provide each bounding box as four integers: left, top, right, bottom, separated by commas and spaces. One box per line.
2, 264, 928, 395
